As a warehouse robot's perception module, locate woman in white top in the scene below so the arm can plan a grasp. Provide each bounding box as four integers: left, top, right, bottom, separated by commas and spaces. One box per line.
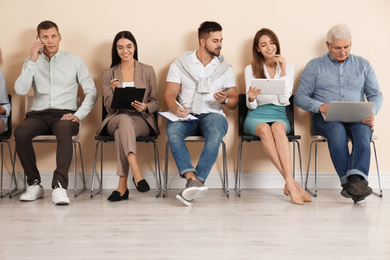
97, 31, 160, 202
0, 47, 10, 134
243, 28, 311, 205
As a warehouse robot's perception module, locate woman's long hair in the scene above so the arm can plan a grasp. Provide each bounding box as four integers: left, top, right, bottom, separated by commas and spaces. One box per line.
110, 31, 138, 68
251, 28, 281, 78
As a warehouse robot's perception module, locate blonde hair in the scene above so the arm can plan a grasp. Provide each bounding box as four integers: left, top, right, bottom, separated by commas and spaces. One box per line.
0, 47, 3, 69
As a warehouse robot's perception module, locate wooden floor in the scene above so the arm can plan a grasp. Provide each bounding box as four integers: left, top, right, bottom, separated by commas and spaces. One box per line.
0, 188, 389, 260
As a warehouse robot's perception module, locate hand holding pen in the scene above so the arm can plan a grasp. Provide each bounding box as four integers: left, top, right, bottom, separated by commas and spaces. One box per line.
175, 101, 189, 118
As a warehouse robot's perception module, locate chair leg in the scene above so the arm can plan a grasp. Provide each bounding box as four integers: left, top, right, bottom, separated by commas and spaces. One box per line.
221, 140, 229, 198
152, 141, 162, 198
235, 140, 244, 197
371, 140, 383, 197
9, 147, 27, 198
163, 141, 169, 198
305, 140, 320, 197
0, 141, 14, 198
73, 141, 86, 197
91, 141, 104, 198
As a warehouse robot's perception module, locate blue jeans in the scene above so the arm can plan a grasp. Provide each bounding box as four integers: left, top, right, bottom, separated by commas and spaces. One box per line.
166, 113, 228, 182
312, 113, 373, 186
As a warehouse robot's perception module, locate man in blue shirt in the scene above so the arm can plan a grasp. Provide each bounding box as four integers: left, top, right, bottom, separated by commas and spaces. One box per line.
295, 23, 383, 203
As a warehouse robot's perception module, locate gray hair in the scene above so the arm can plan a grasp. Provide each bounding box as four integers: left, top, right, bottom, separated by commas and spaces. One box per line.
0, 47, 2, 69
327, 23, 352, 44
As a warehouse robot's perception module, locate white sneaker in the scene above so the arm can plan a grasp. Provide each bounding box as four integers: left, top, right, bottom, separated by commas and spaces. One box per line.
20, 181, 44, 201
52, 182, 70, 205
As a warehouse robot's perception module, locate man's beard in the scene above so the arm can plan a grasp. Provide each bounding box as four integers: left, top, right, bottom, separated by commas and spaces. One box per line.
205, 44, 221, 57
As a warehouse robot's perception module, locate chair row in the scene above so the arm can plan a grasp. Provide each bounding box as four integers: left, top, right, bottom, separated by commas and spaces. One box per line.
0, 94, 383, 199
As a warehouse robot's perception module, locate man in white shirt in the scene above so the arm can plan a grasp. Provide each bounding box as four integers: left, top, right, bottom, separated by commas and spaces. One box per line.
14, 21, 97, 205
164, 21, 238, 206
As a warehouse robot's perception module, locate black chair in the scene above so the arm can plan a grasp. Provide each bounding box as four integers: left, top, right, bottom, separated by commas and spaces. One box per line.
90, 98, 161, 198
0, 95, 14, 198
235, 94, 303, 197
304, 115, 383, 197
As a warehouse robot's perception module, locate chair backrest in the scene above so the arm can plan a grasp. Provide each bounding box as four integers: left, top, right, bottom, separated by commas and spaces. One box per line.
238, 94, 295, 136
0, 95, 12, 139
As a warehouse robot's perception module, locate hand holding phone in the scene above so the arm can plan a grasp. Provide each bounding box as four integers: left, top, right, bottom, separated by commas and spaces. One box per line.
222, 87, 231, 92
37, 37, 44, 54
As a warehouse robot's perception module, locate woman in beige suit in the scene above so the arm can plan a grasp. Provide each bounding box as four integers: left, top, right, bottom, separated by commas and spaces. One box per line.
97, 31, 160, 202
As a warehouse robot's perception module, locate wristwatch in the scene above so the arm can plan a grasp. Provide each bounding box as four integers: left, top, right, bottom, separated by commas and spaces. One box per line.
222, 97, 228, 104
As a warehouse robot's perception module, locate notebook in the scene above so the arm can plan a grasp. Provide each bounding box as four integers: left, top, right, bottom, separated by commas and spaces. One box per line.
322, 101, 374, 122
111, 88, 146, 109
250, 79, 286, 95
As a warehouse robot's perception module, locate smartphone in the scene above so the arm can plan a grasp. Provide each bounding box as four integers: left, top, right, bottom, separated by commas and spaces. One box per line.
37, 37, 43, 53
222, 87, 231, 92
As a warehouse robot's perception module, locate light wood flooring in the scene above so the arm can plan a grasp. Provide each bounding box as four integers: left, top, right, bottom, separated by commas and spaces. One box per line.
0, 189, 389, 260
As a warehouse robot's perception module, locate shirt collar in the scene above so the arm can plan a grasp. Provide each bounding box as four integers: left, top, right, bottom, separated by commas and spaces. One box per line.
191, 50, 220, 66
327, 51, 350, 65
42, 49, 62, 61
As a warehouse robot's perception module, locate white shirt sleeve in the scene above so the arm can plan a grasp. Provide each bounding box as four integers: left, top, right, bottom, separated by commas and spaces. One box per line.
244, 65, 258, 110
166, 63, 182, 84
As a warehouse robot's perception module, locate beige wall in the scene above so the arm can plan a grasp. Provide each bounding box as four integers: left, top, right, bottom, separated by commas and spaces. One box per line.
0, 0, 389, 177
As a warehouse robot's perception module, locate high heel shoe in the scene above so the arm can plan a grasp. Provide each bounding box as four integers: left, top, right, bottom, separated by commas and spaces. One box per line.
133, 177, 150, 193
283, 185, 304, 205
293, 181, 312, 202
107, 189, 129, 202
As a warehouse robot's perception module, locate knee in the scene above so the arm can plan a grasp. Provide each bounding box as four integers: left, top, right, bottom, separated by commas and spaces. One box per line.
271, 123, 286, 136
14, 125, 30, 142
255, 124, 271, 138
56, 122, 79, 139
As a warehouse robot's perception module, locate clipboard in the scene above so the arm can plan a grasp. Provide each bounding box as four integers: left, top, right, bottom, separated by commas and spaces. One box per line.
158, 111, 198, 122
111, 88, 146, 109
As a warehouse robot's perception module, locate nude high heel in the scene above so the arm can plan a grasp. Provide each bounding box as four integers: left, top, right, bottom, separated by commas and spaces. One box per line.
283, 185, 304, 205
294, 182, 312, 202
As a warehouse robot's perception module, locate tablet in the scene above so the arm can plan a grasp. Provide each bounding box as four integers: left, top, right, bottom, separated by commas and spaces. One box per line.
322, 101, 374, 122
251, 79, 286, 95
111, 88, 146, 109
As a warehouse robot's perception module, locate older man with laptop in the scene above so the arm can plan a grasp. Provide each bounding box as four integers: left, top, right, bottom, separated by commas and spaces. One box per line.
295, 23, 383, 203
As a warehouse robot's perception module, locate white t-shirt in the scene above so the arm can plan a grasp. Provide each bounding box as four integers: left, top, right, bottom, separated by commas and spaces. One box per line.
166, 51, 236, 116
245, 61, 295, 110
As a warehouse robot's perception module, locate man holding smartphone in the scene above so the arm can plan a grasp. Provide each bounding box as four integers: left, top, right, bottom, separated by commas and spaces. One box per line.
14, 20, 97, 205
164, 21, 238, 206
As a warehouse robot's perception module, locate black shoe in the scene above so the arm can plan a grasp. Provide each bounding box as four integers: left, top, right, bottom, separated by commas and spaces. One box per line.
352, 186, 373, 203
133, 177, 150, 193
107, 189, 129, 202
341, 178, 368, 198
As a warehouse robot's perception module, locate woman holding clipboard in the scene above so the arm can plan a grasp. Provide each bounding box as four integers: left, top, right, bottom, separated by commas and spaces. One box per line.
0, 47, 10, 134
243, 29, 310, 205
97, 31, 160, 202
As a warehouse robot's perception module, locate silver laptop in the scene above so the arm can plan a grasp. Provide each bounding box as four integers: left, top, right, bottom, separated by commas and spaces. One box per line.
251, 79, 286, 95
322, 101, 374, 122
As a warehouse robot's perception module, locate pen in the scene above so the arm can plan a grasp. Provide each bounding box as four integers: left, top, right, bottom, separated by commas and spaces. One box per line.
175, 101, 184, 109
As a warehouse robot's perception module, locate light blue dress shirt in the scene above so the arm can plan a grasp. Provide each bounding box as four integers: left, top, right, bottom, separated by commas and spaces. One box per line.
15, 50, 97, 121
0, 70, 10, 131
295, 52, 383, 115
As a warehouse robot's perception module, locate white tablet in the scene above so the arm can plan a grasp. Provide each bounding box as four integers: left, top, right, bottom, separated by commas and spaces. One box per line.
251, 79, 286, 95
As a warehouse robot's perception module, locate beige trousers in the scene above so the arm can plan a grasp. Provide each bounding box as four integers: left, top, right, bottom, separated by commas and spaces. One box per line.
107, 113, 150, 176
